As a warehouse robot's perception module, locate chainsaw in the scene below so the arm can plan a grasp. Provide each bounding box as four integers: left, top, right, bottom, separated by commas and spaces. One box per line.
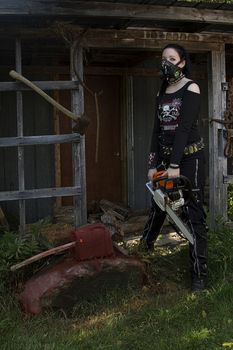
146, 171, 194, 245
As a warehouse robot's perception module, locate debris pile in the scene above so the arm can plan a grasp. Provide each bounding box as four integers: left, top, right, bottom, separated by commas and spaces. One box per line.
53, 199, 149, 243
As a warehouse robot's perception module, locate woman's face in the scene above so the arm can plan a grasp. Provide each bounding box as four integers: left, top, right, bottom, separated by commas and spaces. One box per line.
162, 47, 185, 68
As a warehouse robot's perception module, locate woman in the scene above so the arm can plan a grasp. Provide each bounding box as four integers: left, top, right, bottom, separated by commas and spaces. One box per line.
140, 44, 208, 292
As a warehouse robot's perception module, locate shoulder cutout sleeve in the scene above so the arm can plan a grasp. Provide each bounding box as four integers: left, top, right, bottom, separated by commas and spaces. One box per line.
170, 89, 200, 165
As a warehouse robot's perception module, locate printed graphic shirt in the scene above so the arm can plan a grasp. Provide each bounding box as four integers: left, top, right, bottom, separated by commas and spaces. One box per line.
148, 81, 201, 168
158, 97, 182, 132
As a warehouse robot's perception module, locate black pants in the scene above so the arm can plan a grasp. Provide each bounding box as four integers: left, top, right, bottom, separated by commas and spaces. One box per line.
142, 151, 207, 278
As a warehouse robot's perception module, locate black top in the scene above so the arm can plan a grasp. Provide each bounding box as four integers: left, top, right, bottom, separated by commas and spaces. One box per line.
148, 81, 201, 168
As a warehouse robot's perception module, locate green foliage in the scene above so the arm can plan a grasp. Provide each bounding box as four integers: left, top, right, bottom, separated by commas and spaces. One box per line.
0, 216, 70, 295
0, 231, 40, 290
0, 217, 61, 292
0, 223, 232, 349
227, 184, 233, 221
208, 220, 233, 284
0, 218, 233, 349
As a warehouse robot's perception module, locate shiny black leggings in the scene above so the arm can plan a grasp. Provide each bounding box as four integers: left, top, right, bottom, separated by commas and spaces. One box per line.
142, 151, 207, 278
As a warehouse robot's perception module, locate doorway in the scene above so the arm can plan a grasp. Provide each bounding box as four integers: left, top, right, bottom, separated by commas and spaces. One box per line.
59, 74, 124, 206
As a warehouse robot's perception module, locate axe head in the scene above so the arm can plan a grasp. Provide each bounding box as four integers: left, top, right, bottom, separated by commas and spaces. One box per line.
72, 115, 90, 135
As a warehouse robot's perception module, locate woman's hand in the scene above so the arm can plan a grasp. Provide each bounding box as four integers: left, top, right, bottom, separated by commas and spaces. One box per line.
165, 167, 180, 178
148, 168, 157, 181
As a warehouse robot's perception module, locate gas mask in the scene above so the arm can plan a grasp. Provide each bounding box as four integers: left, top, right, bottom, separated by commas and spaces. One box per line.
160, 59, 184, 84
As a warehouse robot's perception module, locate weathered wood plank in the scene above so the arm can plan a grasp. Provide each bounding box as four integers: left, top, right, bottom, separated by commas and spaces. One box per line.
85, 66, 207, 79
9, 70, 82, 123
0, 66, 207, 79
0, 81, 79, 92
0, 1, 232, 26
208, 46, 227, 225
0, 24, 233, 46
15, 38, 26, 234
0, 27, 233, 46
0, 187, 81, 201
80, 30, 222, 51
0, 134, 80, 147
99, 199, 129, 221
53, 87, 62, 208
71, 43, 87, 227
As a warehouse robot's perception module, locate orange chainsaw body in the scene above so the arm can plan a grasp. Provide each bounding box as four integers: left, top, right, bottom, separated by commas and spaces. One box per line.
153, 171, 174, 190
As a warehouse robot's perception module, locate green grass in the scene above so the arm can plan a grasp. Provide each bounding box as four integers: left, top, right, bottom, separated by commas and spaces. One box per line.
1, 223, 233, 350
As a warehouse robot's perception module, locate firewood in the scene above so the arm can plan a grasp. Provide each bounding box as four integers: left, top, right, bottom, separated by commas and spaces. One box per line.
100, 211, 123, 236
100, 199, 129, 221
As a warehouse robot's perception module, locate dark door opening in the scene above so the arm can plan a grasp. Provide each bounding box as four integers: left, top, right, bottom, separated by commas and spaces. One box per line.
59, 74, 123, 206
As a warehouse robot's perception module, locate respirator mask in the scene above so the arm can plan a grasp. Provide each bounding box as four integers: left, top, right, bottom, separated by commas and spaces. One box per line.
160, 59, 184, 84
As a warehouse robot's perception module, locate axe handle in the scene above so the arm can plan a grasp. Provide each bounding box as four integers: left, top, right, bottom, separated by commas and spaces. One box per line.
9, 70, 80, 122
10, 241, 76, 272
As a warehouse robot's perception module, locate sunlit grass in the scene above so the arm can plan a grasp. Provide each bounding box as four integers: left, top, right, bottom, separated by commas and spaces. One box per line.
1, 222, 233, 349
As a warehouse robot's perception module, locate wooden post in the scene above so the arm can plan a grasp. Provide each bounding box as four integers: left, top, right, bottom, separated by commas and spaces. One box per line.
53, 83, 62, 209
126, 76, 135, 208
15, 38, 26, 234
70, 43, 87, 227
208, 44, 227, 226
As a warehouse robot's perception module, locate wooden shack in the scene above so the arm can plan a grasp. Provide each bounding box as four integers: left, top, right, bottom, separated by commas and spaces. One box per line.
0, 0, 232, 230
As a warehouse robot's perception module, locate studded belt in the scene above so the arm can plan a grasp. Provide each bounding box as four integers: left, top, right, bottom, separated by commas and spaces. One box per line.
160, 138, 204, 156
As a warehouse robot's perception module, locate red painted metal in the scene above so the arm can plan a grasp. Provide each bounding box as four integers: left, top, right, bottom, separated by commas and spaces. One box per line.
71, 223, 114, 261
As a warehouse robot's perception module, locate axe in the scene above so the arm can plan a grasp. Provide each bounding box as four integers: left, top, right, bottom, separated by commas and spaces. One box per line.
9, 70, 90, 135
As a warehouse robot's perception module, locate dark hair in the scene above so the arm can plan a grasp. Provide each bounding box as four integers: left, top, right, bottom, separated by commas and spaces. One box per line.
159, 43, 192, 95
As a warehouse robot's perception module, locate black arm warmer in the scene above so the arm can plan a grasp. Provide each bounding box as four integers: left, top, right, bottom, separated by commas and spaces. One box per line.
170, 90, 200, 165
148, 98, 160, 169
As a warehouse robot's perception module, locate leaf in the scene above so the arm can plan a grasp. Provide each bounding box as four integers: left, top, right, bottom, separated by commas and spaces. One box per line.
202, 310, 207, 318
222, 342, 233, 348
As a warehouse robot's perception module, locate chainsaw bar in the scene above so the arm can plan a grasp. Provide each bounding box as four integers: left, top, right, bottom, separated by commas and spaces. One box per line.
146, 181, 194, 245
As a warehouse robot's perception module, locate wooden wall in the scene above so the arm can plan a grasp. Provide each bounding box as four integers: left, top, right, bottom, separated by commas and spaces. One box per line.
0, 72, 55, 224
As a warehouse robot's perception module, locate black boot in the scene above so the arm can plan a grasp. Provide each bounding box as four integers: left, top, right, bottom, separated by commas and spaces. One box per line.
191, 275, 207, 292
138, 238, 154, 252
140, 199, 166, 250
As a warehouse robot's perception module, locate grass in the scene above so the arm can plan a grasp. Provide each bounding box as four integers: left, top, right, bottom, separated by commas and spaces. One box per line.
1, 222, 233, 350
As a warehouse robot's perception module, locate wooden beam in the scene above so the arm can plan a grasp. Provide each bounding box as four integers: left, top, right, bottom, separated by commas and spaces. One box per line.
0, 134, 80, 147
71, 43, 87, 227
15, 38, 26, 234
0, 1, 233, 26
53, 87, 62, 209
0, 81, 79, 91
0, 66, 70, 75
0, 187, 81, 201
208, 45, 227, 225
84, 66, 207, 79
1, 27, 233, 45
79, 29, 223, 50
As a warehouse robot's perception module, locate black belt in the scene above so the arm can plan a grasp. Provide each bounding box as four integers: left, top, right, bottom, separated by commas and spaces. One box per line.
160, 138, 204, 156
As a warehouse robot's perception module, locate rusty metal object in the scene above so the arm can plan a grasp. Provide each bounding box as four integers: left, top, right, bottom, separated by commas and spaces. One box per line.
11, 224, 114, 271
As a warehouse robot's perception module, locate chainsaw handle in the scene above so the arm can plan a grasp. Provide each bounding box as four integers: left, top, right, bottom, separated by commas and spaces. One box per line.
152, 173, 196, 205
152, 170, 168, 183
153, 172, 191, 189
178, 175, 196, 205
